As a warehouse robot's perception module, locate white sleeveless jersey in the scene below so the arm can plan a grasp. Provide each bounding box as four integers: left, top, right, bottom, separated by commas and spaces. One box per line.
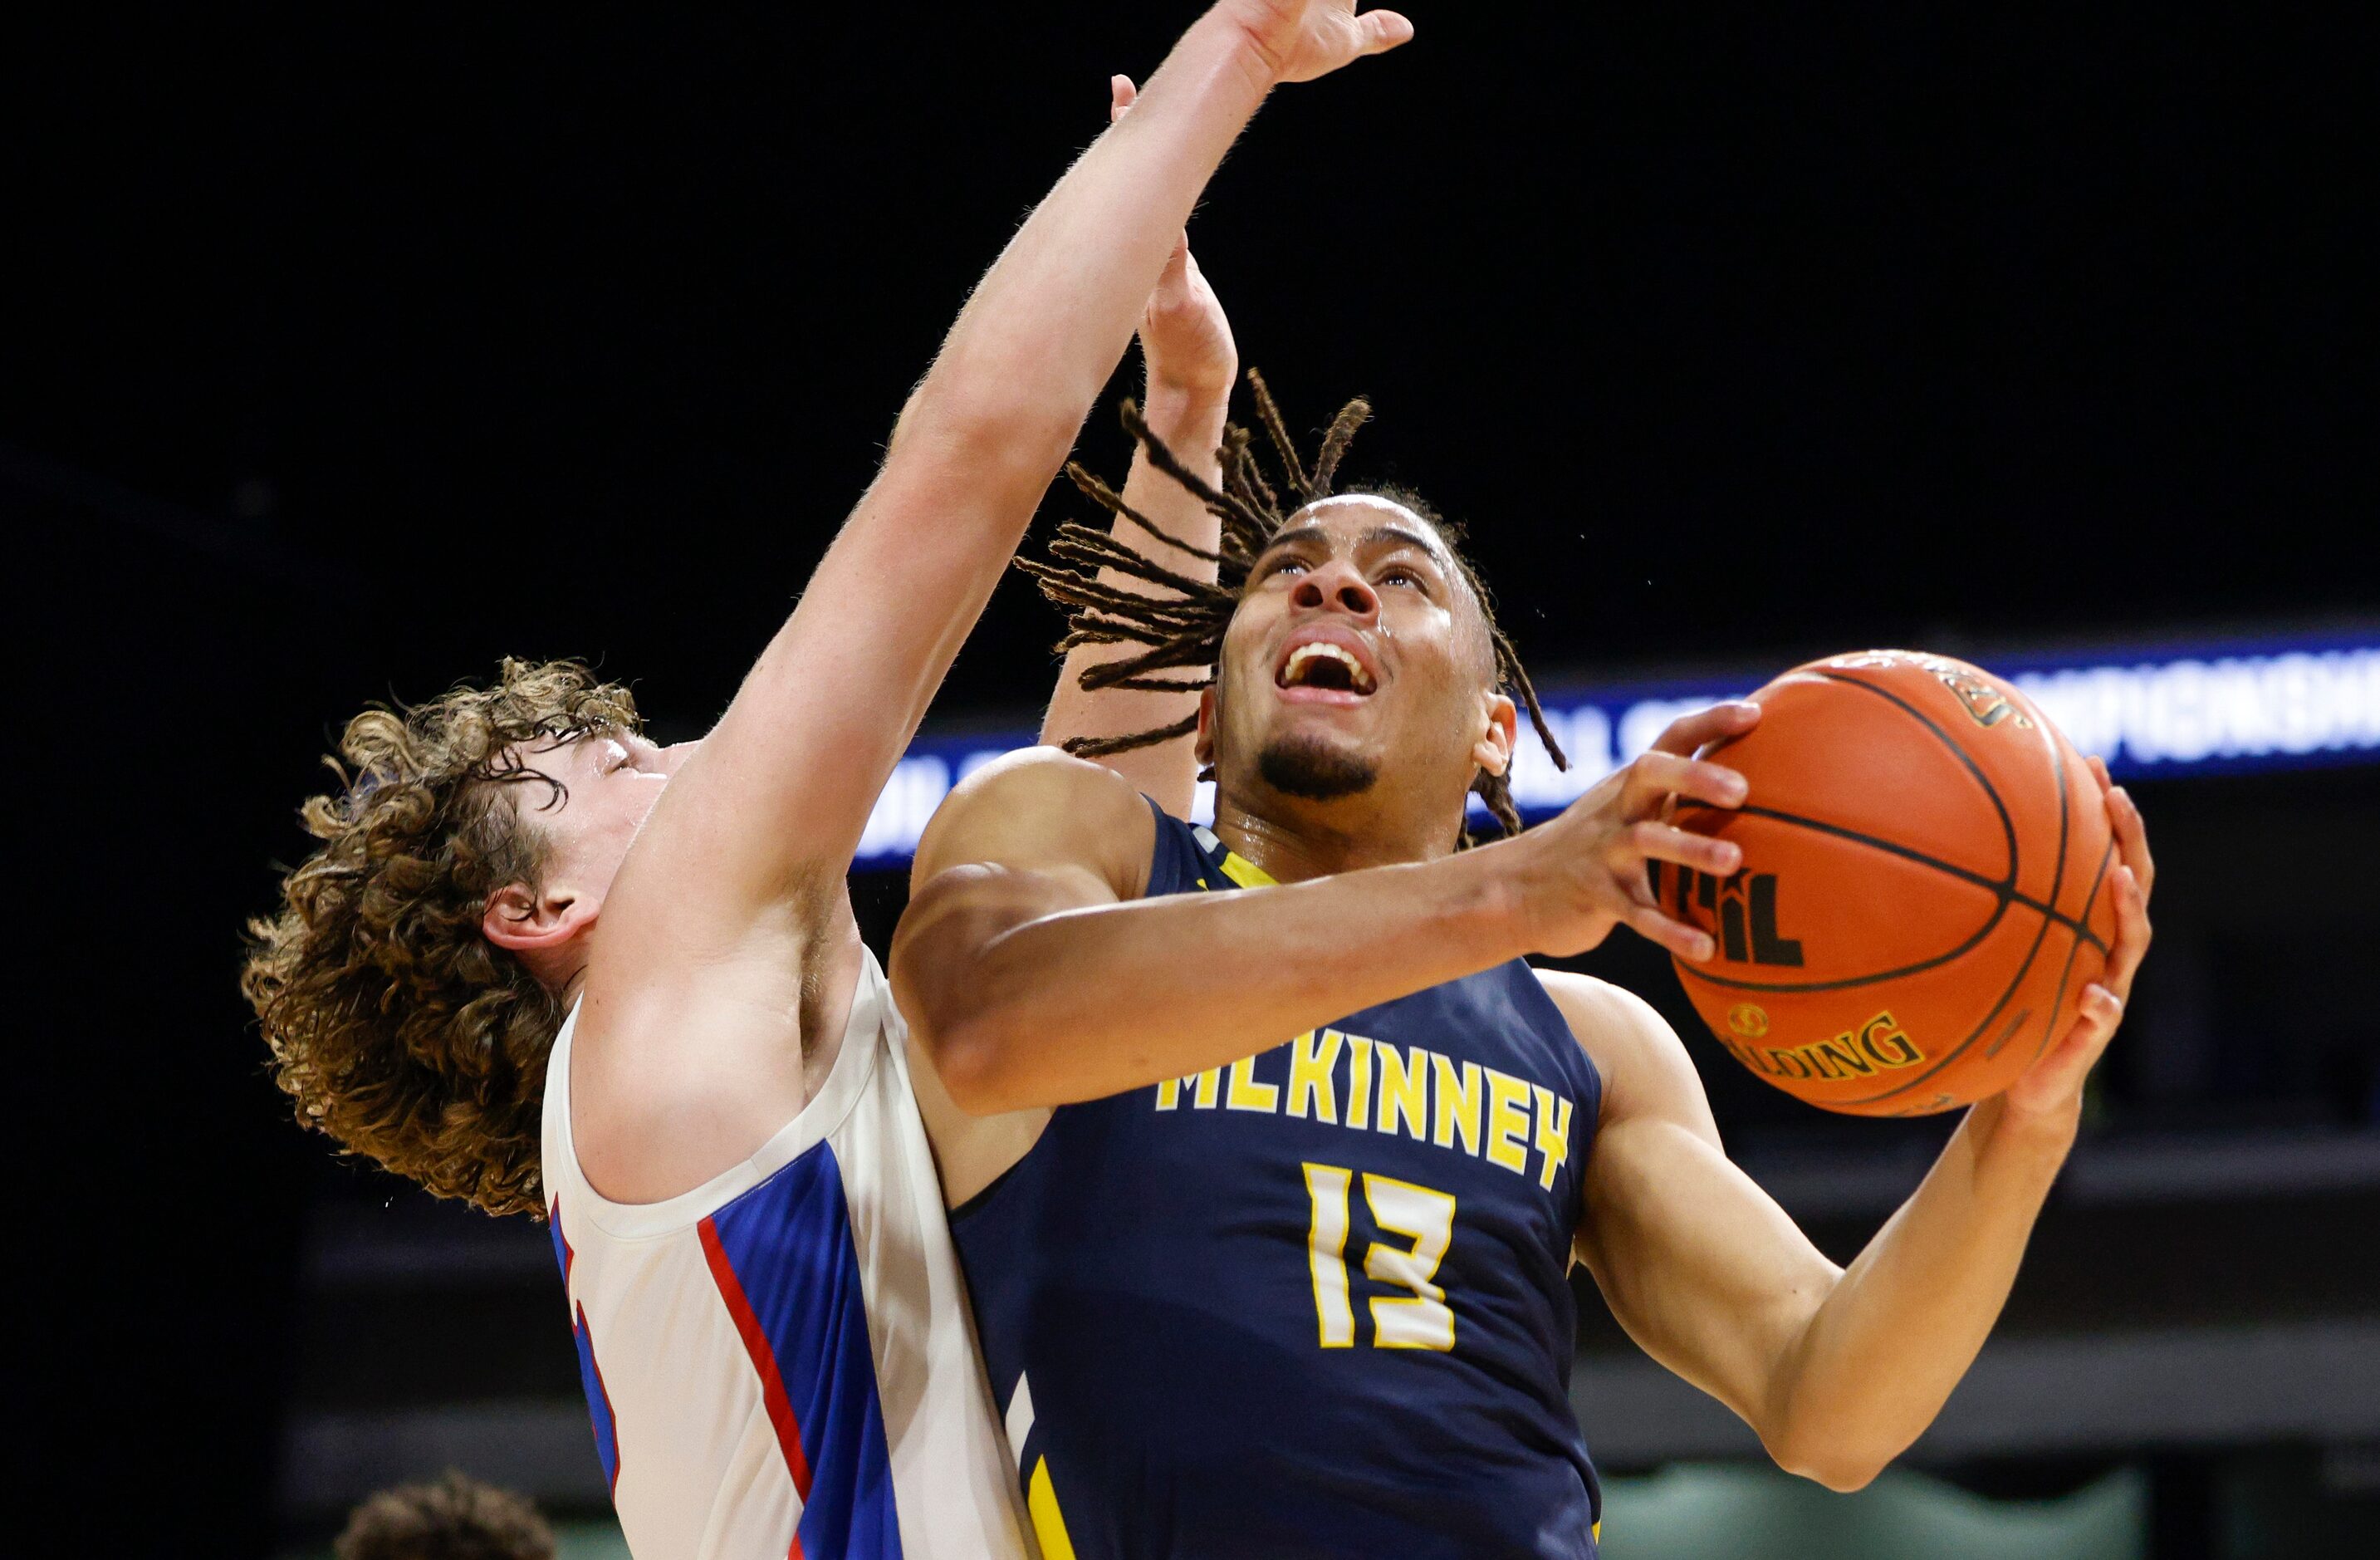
541, 945, 1034, 1560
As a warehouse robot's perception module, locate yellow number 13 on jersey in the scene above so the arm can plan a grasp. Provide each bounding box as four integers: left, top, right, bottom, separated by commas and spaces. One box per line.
1301, 1161, 1457, 1350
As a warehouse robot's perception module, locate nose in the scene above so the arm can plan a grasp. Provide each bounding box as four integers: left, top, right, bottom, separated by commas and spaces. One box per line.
1290, 559, 1379, 623
660, 738, 701, 776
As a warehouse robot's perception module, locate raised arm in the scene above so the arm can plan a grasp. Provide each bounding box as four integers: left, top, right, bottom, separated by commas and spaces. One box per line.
1560, 773, 2154, 1490
605, 4, 1411, 954
1039, 76, 1236, 818
575, 4, 1412, 1204
893, 710, 1758, 1118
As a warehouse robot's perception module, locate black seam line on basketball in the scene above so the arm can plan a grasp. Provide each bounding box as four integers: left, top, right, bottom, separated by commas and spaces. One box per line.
1814, 669, 2019, 883
1822, 667, 2107, 960
1681, 802, 2105, 945
1838, 733, 2070, 1104
1670, 811, 2095, 998
1677, 885, 2013, 995
2032, 837, 2118, 1070
1840, 709, 2080, 1105
1838, 870, 2059, 1103
2023, 731, 2092, 1069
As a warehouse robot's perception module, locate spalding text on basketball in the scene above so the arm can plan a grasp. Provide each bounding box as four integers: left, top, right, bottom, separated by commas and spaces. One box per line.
1718, 1010, 1924, 1082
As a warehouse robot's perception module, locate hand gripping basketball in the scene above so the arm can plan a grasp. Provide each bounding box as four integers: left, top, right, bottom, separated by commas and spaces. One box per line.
1512, 702, 1765, 961
2000, 754, 2154, 1124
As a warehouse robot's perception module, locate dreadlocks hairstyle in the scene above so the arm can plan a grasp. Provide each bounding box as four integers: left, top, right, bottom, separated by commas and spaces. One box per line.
242, 658, 639, 1217
1019, 369, 1565, 840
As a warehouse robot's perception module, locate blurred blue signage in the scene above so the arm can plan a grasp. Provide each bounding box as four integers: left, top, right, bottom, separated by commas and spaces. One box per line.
855, 630, 2378, 868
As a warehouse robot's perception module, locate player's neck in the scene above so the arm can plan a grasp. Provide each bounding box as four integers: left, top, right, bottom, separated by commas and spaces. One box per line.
1210, 788, 1461, 883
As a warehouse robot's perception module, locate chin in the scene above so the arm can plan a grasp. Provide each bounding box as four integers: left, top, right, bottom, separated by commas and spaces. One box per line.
1255, 733, 1379, 802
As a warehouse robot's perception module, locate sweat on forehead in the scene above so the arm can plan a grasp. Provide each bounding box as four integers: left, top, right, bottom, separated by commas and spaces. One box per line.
1271, 493, 1460, 567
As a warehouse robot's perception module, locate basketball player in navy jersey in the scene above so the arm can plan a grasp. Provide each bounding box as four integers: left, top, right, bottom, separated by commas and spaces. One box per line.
893, 410, 2153, 1554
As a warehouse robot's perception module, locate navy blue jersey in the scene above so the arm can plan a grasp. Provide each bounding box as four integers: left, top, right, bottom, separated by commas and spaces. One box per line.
952, 802, 1604, 1559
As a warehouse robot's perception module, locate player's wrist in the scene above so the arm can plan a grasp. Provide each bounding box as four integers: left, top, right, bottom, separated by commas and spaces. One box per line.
1142, 376, 1232, 438
1203, 3, 1297, 89
1971, 1092, 2081, 1171
1468, 829, 1559, 959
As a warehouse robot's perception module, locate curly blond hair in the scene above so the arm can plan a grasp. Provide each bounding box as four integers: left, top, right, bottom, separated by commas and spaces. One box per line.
242, 658, 639, 1217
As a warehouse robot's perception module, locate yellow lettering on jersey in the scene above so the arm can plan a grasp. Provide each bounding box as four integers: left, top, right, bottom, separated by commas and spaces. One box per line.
1285, 1030, 1343, 1123
1226, 1053, 1280, 1113
1155, 1068, 1222, 1111
1026, 1455, 1080, 1560
1485, 1067, 1532, 1175
1375, 1043, 1430, 1141
1344, 1036, 1376, 1131
1530, 1084, 1574, 1192
1431, 1053, 1483, 1157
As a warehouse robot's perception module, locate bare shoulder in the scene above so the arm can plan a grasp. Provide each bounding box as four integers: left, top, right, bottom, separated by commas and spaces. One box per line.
1533, 967, 1721, 1143
912, 744, 1156, 890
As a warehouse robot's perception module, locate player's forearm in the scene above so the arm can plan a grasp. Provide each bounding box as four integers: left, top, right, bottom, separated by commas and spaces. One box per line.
887, 17, 1271, 509
1038, 383, 1230, 812
1761, 1098, 2073, 1489
903, 846, 1530, 1115
676, 14, 1281, 896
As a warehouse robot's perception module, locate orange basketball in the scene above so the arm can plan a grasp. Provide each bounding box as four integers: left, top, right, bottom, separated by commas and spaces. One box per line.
1661, 650, 2120, 1116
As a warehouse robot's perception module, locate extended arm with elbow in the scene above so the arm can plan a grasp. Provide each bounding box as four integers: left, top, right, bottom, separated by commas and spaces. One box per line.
1749, 1099, 2076, 1490
896, 845, 1534, 1119
893, 864, 1104, 1117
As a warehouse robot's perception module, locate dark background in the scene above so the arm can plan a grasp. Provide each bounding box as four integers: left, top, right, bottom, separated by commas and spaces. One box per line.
9, 5, 2373, 1553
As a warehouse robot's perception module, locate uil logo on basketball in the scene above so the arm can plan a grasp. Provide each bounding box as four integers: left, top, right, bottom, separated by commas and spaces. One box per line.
1658, 865, 1805, 968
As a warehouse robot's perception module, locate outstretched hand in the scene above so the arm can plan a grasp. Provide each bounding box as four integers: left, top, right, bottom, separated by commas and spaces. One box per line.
2000, 755, 2154, 1124
1222, 0, 1413, 85
1511, 702, 1764, 961
1111, 76, 1237, 402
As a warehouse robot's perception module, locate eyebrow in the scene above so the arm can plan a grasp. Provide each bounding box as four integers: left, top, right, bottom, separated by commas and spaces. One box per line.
1360, 523, 1452, 564
1259, 523, 1452, 568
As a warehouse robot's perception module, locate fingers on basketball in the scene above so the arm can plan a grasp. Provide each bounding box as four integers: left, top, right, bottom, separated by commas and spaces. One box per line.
1651, 701, 1759, 759
2089, 753, 2157, 900
2105, 866, 2152, 993
1621, 751, 1746, 819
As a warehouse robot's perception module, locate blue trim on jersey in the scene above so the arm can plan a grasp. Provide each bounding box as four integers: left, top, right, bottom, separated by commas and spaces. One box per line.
551, 1215, 621, 1495
709, 1143, 904, 1560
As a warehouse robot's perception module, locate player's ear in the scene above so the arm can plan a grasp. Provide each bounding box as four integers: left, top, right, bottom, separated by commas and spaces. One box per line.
482, 881, 598, 956
1470, 691, 1518, 779
1194, 688, 1219, 772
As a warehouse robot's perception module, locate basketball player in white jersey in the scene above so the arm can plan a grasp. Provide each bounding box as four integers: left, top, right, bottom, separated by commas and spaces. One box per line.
242, 6, 1415, 1555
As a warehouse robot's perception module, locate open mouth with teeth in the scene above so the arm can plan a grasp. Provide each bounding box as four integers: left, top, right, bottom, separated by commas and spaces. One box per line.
1276, 640, 1378, 696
